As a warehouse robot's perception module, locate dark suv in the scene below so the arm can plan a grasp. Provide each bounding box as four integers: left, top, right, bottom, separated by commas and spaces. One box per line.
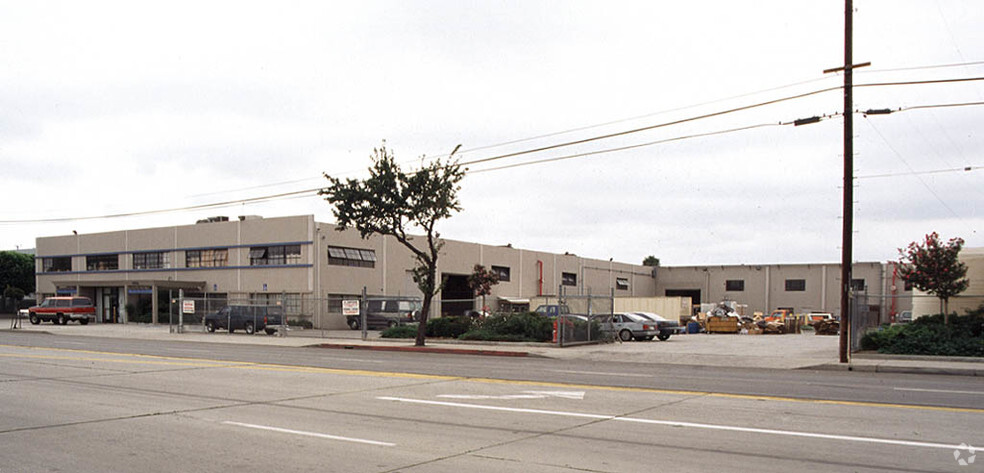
346, 299, 420, 330
204, 305, 284, 335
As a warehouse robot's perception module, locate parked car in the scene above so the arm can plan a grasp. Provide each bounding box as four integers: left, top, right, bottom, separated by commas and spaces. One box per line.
632, 312, 684, 341
534, 304, 571, 317
28, 296, 95, 325
896, 311, 912, 324
602, 312, 660, 342
204, 305, 284, 335
347, 299, 420, 330
807, 312, 835, 325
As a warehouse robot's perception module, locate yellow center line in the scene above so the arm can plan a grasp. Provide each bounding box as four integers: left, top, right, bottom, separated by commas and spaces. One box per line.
2, 344, 981, 414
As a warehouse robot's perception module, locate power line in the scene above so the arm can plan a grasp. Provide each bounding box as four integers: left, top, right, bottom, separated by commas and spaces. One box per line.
0, 188, 323, 225
468, 122, 791, 174
8, 82, 984, 226
857, 165, 982, 179
459, 86, 843, 168
858, 60, 984, 74
176, 71, 984, 199
860, 117, 967, 224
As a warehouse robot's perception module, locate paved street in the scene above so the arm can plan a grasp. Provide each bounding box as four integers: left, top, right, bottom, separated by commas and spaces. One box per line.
1, 331, 982, 472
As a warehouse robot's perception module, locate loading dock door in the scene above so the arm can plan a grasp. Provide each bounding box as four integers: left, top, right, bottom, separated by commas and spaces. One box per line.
441, 274, 472, 317
665, 289, 700, 316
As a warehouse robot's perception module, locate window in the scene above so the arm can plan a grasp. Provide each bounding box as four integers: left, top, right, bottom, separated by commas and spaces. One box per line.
185, 248, 228, 268
726, 280, 745, 292
491, 265, 511, 282
86, 254, 119, 271
43, 257, 72, 272
850, 279, 866, 291
249, 245, 301, 266
562, 272, 577, 286
616, 277, 629, 290
133, 251, 170, 270
785, 279, 806, 292
328, 246, 376, 268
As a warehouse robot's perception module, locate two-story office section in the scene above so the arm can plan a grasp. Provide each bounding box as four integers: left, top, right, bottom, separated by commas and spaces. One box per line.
35, 215, 658, 326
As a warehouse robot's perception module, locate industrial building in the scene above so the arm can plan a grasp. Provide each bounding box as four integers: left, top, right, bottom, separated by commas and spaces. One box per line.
34, 215, 658, 327
35, 213, 937, 327
655, 262, 914, 323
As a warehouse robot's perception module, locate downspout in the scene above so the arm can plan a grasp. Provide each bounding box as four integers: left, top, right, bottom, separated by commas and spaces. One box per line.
537, 260, 543, 296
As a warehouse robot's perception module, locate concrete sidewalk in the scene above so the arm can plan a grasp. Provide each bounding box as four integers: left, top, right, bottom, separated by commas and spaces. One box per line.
3, 320, 982, 376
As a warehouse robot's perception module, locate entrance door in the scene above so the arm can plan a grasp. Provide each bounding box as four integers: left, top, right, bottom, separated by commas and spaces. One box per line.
101, 288, 120, 323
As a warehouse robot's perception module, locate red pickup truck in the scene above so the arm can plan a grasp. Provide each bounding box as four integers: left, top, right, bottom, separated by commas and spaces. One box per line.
28, 296, 96, 325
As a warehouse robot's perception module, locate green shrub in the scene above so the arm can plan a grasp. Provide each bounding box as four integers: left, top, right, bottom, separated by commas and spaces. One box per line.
289, 318, 314, 329
466, 312, 553, 342
860, 307, 984, 356
380, 325, 418, 338
426, 316, 473, 338
459, 329, 529, 342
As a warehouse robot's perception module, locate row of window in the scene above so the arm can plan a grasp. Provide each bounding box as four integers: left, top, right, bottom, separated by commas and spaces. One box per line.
724, 278, 886, 292
42, 249, 627, 291
42, 245, 307, 272
486, 266, 628, 290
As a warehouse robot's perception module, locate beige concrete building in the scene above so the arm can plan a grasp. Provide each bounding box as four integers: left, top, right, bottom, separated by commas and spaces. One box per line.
34, 215, 658, 326
910, 247, 984, 318
655, 262, 913, 322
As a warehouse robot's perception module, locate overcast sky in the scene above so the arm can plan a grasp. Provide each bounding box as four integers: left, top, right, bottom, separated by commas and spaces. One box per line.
1, 1, 981, 266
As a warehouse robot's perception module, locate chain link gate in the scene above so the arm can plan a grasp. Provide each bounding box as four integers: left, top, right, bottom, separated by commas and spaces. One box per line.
555, 287, 615, 347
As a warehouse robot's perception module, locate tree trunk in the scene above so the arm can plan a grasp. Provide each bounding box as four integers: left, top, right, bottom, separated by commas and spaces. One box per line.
942, 297, 949, 326
416, 295, 430, 346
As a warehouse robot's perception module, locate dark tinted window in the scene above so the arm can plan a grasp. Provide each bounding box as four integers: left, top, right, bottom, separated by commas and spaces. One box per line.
785, 279, 806, 291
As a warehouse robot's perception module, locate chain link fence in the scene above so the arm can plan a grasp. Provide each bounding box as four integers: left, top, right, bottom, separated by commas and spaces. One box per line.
555, 288, 616, 347
849, 292, 984, 352
166, 293, 425, 340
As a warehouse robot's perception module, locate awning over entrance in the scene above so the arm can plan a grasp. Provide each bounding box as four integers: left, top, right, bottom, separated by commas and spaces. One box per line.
498, 296, 531, 305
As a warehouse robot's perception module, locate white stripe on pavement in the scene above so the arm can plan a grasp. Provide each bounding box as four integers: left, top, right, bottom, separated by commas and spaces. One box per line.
376, 396, 973, 452
223, 421, 396, 447
894, 387, 983, 396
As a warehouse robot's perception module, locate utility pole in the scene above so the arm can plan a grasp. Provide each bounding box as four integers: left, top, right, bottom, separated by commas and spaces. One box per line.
824, 1, 869, 363
839, 0, 854, 365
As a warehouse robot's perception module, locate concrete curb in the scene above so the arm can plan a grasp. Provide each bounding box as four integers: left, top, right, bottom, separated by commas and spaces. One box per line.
811, 362, 983, 377
852, 352, 984, 363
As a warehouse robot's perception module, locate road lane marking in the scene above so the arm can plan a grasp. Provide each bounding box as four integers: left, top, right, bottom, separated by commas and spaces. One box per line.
3, 344, 982, 414
378, 396, 976, 452
551, 370, 653, 378
894, 387, 983, 395
438, 391, 585, 400
223, 421, 395, 447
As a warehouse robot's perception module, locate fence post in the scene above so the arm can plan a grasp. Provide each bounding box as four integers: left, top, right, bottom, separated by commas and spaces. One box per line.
361, 287, 368, 341
177, 289, 184, 334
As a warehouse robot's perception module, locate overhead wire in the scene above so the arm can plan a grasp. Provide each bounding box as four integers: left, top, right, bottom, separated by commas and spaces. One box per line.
178, 68, 984, 198
8, 76, 984, 226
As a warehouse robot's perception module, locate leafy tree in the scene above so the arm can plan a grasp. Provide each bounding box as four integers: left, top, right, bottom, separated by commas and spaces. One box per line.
0, 251, 35, 295
467, 264, 500, 315
642, 255, 660, 267
320, 143, 464, 346
897, 232, 969, 324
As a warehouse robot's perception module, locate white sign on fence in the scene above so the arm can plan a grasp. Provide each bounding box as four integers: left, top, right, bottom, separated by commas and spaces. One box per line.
182, 300, 195, 314
342, 300, 360, 316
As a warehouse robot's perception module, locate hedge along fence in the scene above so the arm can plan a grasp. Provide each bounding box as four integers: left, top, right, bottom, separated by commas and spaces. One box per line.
381, 312, 554, 342
860, 306, 984, 357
